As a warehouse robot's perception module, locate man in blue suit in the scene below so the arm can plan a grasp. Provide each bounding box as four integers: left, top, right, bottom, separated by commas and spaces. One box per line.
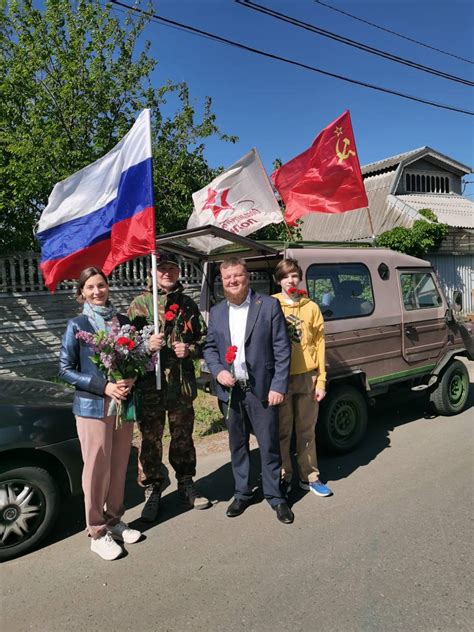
203, 258, 294, 524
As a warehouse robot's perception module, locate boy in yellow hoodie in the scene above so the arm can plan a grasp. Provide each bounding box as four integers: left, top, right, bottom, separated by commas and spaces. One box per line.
273, 259, 332, 497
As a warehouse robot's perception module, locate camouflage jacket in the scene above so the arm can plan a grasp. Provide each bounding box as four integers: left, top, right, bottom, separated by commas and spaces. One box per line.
127, 283, 207, 402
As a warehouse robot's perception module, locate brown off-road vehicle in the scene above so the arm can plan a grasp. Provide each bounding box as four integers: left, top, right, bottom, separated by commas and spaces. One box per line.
156, 226, 473, 453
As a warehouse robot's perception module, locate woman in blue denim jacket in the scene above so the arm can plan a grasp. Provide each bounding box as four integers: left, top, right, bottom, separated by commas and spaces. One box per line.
59, 266, 142, 561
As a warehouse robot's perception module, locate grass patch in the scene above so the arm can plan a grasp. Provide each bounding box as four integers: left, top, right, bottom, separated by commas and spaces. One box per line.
132, 390, 226, 444
194, 390, 226, 437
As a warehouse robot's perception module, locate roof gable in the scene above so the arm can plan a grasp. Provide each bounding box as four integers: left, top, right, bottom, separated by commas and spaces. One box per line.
362, 147, 471, 177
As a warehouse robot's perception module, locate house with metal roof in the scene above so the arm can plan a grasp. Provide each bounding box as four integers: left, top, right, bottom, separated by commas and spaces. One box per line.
300, 147, 473, 313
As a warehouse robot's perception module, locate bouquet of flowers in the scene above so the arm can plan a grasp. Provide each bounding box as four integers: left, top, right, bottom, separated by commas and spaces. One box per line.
76, 324, 157, 427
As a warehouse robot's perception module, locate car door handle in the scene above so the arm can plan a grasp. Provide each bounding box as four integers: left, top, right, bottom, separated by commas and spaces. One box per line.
405, 326, 415, 336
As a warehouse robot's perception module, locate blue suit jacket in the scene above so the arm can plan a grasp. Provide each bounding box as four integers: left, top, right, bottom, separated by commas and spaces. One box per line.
203, 290, 291, 403
59, 313, 129, 419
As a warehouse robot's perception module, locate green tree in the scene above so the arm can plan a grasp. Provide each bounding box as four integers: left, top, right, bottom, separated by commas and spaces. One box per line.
0, 0, 236, 254
375, 209, 448, 257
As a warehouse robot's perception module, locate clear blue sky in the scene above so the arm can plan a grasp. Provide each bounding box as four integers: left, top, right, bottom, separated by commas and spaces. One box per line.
118, 1, 474, 183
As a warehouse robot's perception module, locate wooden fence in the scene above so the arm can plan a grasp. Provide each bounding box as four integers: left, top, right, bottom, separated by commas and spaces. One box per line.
0, 253, 202, 379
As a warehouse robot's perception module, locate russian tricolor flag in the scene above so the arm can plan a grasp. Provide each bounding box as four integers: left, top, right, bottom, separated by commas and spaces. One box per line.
37, 109, 155, 292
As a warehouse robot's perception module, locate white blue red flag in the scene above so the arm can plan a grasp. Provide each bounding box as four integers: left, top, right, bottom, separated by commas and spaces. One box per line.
36, 109, 155, 292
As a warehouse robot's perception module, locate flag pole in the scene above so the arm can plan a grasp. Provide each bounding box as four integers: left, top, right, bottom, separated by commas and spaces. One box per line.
151, 252, 161, 390
366, 207, 376, 240
283, 220, 294, 242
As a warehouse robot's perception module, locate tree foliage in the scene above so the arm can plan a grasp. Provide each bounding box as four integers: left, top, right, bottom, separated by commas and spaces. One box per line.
0, 0, 236, 254
375, 209, 449, 257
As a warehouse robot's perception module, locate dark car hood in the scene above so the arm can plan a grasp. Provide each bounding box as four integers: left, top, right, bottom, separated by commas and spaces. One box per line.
0, 377, 74, 407
0, 377, 77, 449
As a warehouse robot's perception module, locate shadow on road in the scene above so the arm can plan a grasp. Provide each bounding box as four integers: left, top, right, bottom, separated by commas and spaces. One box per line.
23, 381, 474, 555
321, 382, 474, 484
130, 449, 264, 534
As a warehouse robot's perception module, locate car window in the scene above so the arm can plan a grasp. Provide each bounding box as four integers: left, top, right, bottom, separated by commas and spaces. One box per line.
307, 263, 375, 320
400, 272, 442, 310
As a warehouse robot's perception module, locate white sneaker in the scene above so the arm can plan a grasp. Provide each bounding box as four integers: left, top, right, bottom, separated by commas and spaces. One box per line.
108, 521, 141, 544
90, 532, 122, 560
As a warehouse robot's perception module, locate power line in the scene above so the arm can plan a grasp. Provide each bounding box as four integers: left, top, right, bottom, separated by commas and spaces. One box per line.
237, 1, 474, 87
315, 0, 474, 66
109, 0, 474, 116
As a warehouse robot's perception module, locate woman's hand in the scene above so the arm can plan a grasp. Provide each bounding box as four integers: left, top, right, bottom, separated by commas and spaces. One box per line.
105, 380, 134, 402
149, 333, 165, 352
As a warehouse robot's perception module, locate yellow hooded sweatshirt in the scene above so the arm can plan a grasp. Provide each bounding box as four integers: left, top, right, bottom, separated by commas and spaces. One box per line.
272, 293, 326, 388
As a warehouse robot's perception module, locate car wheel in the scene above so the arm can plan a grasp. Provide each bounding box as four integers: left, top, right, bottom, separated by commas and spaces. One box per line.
0, 465, 60, 562
429, 360, 469, 416
318, 385, 368, 454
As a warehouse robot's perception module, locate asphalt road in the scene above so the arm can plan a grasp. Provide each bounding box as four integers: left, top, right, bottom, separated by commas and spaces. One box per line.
2, 375, 473, 632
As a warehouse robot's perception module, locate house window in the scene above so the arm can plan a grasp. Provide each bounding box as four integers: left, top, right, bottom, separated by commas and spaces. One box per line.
405, 172, 451, 193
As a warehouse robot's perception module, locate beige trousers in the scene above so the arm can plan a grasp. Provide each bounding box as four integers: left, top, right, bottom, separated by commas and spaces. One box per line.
278, 371, 320, 484
76, 410, 133, 539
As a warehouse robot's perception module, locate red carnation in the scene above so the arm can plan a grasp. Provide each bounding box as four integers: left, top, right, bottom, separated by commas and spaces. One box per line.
287, 286, 298, 295
164, 311, 175, 321
297, 289, 308, 297
225, 345, 238, 364
117, 337, 135, 351
169, 303, 179, 313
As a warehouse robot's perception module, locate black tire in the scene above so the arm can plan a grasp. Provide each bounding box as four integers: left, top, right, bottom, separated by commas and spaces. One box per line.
317, 384, 368, 454
429, 360, 469, 416
0, 465, 60, 562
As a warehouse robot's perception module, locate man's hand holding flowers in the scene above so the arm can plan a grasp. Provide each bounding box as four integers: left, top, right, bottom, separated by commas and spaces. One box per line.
216, 370, 236, 387
172, 341, 190, 359
217, 345, 238, 387
163, 303, 192, 359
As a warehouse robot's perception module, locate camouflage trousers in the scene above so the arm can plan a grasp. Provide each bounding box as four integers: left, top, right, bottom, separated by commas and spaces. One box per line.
136, 377, 196, 488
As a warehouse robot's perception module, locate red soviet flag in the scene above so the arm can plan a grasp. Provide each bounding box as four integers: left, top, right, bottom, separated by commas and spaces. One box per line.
272, 111, 368, 226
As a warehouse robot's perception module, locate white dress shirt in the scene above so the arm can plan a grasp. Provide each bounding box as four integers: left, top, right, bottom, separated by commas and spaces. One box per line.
228, 291, 251, 380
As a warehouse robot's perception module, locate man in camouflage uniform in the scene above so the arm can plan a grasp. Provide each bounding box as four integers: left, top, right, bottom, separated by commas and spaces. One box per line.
128, 252, 211, 521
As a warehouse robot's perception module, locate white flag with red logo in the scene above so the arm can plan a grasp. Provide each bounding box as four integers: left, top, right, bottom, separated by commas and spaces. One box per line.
187, 148, 283, 252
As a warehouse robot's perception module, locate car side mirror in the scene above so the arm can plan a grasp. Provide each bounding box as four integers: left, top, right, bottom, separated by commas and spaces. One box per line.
452, 291, 463, 313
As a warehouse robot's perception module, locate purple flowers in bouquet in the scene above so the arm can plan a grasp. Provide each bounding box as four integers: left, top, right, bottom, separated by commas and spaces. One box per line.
76, 324, 157, 426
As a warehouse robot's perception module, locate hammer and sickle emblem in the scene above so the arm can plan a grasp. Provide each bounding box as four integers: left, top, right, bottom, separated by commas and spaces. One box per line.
336, 136, 356, 162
